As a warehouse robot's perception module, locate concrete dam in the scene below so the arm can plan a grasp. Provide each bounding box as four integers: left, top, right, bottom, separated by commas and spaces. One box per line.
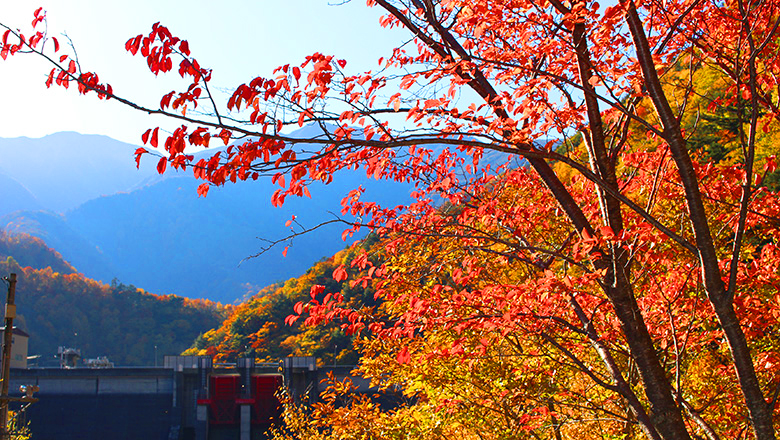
8, 356, 369, 440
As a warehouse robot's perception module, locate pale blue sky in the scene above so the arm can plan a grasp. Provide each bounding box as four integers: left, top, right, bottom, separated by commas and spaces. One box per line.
0, 1, 409, 145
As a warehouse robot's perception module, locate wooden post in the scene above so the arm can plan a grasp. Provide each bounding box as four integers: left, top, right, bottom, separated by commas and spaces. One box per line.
0, 273, 17, 440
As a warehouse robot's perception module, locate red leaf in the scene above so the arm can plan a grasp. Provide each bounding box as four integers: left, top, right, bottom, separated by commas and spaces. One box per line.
197, 183, 210, 197
160, 91, 174, 109
282, 246, 289, 257
333, 265, 347, 282
218, 129, 231, 146
52, 37, 59, 52
765, 156, 777, 173
337, 59, 347, 68
179, 40, 190, 56
45, 68, 55, 88
603, 4, 622, 20
150, 127, 159, 148
424, 99, 442, 109
141, 129, 151, 145
125, 35, 141, 56
157, 157, 167, 174
134, 148, 146, 169
396, 346, 411, 364
310, 284, 324, 299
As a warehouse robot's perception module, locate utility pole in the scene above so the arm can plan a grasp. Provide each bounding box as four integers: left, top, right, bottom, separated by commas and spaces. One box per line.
0, 273, 36, 440
0, 273, 17, 439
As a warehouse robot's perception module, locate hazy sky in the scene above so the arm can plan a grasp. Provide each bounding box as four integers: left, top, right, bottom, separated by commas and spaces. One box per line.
0, 1, 408, 145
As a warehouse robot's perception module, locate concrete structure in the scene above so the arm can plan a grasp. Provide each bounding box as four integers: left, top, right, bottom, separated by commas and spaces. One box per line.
7, 356, 373, 440
0, 326, 28, 369
57, 346, 81, 368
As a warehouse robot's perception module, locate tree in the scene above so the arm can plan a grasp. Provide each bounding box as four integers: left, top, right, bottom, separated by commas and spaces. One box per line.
2, 1, 779, 438
285, 159, 780, 439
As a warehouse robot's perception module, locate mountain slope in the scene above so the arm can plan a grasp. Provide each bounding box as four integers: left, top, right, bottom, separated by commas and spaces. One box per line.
0, 172, 42, 218
0, 132, 158, 213
0, 231, 226, 366
58, 167, 412, 301
184, 236, 382, 365
0, 230, 75, 275
1, 210, 117, 282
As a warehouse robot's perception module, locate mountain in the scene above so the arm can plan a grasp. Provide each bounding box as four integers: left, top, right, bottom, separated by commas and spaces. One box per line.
0, 229, 75, 275
0, 231, 226, 366
0, 172, 42, 217
57, 165, 411, 302
0, 128, 517, 303
0, 132, 414, 302
0, 132, 158, 213
183, 236, 382, 365
1, 210, 118, 282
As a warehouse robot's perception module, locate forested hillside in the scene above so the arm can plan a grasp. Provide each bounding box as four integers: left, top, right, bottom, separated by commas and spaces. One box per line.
0, 230, 76, 275
0, 231, 226, 366
183, 236, 382, 366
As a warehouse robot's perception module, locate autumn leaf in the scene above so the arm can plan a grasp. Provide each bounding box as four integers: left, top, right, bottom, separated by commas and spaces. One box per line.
332, 265, 347, 282
156, 157, 167, 174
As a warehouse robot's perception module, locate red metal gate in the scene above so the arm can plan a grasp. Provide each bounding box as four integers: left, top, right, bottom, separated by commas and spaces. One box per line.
208, 375, 240, 424
251, 375, 282, 425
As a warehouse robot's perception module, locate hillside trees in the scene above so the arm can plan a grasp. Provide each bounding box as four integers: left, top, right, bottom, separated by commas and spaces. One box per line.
0, 233, 226, 365
0, 230, 75, 275
2, 0, 780, 438
183, 239, 380, 365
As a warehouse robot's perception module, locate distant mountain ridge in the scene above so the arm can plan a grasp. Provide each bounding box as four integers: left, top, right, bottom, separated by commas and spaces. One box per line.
0, 132, 160, 213
0, 128, 521, 302
0, 129, 415, 302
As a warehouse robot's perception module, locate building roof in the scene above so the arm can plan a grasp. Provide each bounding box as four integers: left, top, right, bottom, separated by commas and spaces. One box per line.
0, 326, 30, 338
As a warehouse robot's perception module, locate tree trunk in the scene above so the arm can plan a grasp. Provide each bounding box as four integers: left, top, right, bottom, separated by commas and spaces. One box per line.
623, 3, 775, 438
